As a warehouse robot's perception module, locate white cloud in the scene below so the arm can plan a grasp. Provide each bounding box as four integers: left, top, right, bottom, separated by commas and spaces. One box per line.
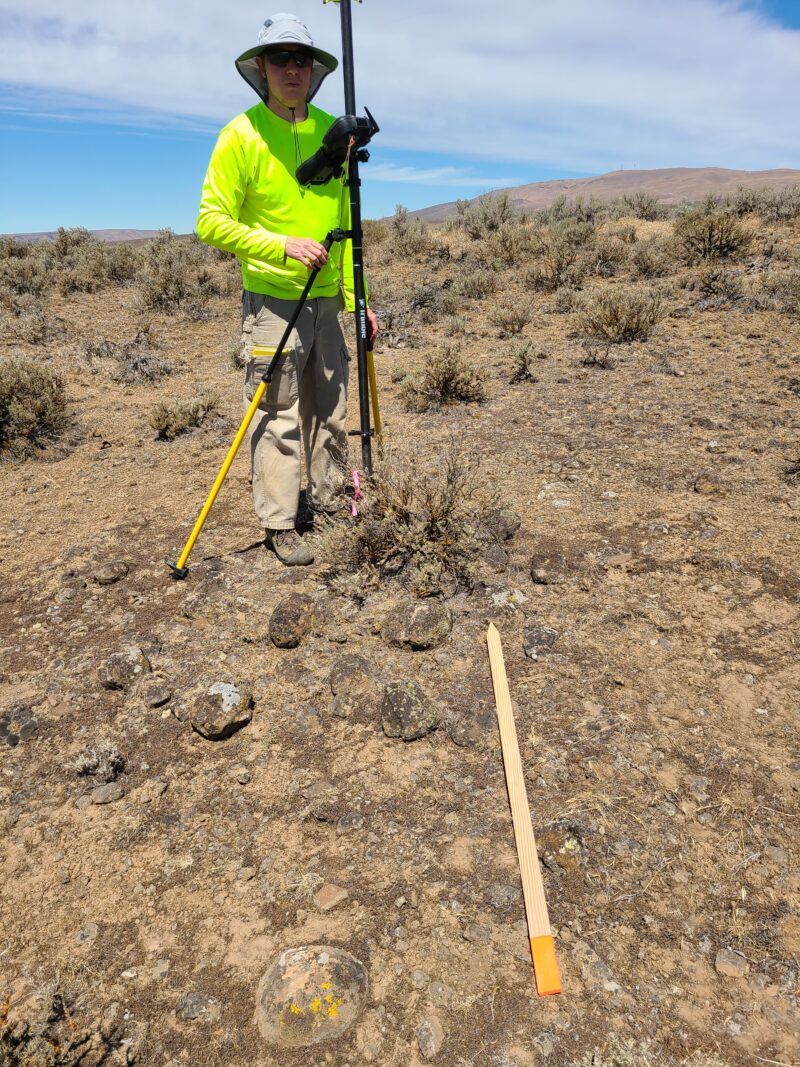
2, 0, 800, 172
366, 162, 525, 188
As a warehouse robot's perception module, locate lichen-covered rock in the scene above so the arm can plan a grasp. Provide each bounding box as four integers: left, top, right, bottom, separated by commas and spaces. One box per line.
97, 647, 151, 691
328, 654, 379, 720
381, 601, 451, 651
269, 594, 314, 649
381, 681, 438, 741
254, 945, 367, 1048
191, 682, 253, 741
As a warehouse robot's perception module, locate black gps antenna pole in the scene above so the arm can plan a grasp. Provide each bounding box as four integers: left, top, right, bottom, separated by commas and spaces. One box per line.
326, 0, 373, 474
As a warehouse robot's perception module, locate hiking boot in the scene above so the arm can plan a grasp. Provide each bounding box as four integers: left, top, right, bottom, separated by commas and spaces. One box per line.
265, 528, 314, 566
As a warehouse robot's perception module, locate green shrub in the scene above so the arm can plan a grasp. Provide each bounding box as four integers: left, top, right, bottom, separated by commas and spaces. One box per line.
400, 346, 486, 411
674, 210, 749, 262
149, 390, 220, 440
0, 355, 69, 458
139, 229, 222, 317
576, 287, 663, 343
692, 264, 743, 303
758, 270, 800, 315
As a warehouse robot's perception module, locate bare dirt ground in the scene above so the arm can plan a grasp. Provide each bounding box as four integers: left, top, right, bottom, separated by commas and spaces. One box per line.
0, 210, 798, 1067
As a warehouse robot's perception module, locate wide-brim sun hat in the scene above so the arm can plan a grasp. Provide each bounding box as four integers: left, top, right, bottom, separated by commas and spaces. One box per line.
236, 13, 338, 104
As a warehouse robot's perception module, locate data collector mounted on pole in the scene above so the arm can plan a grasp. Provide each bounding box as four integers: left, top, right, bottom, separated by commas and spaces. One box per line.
167, 0, 379, 579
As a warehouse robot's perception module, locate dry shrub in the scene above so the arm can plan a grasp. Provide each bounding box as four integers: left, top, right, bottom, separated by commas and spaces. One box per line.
620, 191, 665, 220
389, 205, 437, 259
315, 442, 496, 599
537, 194, 604, 225
139, 229, 222, 318
470, 220, 537, 268
490, 302, 533, 337
586, 234, 629, 277
674, 210, 750, 263
362, 218, 389, 245
730, 183, 800, 222
0, 354, 69, 458
0, 254, 52, 297
400, 346, 486, 412
457, 192, 518, 239
552, 285, 582, 313
508, 339, 547, 383
576, 286, 663, 343
113, 327, 173, 384
149, 390, 220, 440
629, 238, 674, 278
691, 264, 743, 304
525, 222, 593, 291
452, 267, 497, 299
758, 270, 800, 315
408, 282, 460, 324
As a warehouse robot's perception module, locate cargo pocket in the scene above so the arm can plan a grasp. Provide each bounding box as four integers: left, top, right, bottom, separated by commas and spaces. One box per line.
245, 347, 298, 410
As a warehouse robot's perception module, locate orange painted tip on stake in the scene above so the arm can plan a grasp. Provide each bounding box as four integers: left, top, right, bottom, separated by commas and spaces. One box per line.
531, 935, 562, 996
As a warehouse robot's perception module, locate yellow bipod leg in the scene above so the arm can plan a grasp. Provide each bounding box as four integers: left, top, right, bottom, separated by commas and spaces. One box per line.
167, 379, 268, 578
366, 348, 382, 451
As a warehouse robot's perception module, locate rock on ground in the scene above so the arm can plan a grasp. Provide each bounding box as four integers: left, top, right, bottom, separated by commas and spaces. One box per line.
381, 600, 452, 650
269, 594, 314, 649
191, 682, 253, 741
381, 681, 438, 741
254, 945, 367, 1048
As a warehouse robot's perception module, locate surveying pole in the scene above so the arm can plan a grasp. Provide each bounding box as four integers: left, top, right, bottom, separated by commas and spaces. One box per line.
325, 0, 373, 474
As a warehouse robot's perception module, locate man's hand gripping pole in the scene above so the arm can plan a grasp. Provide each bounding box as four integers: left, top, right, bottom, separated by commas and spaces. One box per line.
166, 229, 347, 580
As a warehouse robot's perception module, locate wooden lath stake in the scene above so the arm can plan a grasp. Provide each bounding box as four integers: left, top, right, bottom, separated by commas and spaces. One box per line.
486, 622, 562, 996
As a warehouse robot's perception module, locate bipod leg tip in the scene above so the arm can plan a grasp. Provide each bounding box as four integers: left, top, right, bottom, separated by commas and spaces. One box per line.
166, 560, 189, 581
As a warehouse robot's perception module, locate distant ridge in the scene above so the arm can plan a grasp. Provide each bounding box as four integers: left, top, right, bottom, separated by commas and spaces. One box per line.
4, 229, 166, 244
413, 167, 800, 222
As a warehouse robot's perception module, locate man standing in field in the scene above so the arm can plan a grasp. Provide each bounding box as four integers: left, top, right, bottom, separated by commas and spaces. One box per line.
197, 13, 377, 566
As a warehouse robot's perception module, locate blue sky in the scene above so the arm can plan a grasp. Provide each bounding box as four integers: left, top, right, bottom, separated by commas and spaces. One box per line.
1, 0, 799, 234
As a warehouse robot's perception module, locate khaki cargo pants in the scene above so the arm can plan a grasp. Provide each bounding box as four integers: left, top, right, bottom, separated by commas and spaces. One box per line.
241, 291, 350, 531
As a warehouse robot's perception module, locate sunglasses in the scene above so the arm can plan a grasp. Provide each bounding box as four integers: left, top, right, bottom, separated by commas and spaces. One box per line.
265, 49, 312, 69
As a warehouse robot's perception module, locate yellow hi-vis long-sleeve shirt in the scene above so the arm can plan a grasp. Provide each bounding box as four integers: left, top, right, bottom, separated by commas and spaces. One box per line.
196, 101, 357, 310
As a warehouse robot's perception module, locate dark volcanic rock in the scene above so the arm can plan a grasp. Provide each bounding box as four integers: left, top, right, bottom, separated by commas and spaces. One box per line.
97, 647, 151, 691
523, 624, 560, 659
381, 681, 438, 741
269, 594, 314, 649
139, 675, 174, 708
255, 945, 367, 1048
530, 552, 568, 586
191, 682, 253, 740
0, 703, 38, 747
381, 601, 451, 650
